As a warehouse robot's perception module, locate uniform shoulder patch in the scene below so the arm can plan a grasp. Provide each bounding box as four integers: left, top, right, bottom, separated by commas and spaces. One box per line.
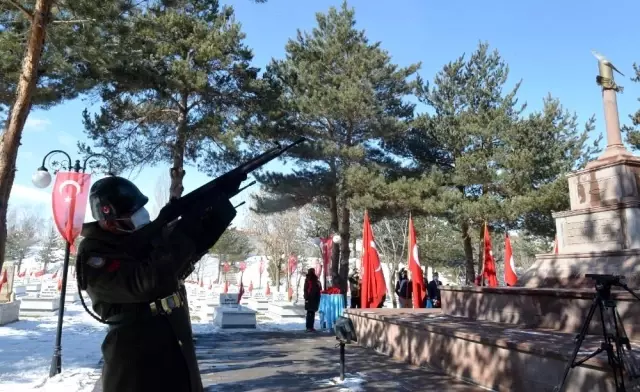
86, 256, 106, 268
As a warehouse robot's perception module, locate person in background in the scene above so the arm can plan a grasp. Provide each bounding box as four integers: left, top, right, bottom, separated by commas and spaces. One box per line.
427, 272, 443, 308
395, 269, 411, 308
348, 268, 361, 309
303, 268, 322, 332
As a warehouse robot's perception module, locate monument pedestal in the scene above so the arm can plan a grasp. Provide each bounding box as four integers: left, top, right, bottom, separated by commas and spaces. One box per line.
518, 157, 640, 289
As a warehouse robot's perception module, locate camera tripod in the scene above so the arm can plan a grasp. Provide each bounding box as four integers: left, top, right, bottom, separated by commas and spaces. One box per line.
555, 274, 640, 392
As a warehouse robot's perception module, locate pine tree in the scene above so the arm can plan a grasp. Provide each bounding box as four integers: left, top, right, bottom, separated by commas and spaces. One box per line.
80, 0, 267, 200
36, 226, 64, 273
0, 0, 135, 272
624, 62, 640, 148
349, 43, 600, 283
209, 227, 252, 282
249, 2, 420, 294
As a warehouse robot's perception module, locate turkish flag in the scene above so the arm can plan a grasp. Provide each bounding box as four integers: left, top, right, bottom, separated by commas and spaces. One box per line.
0, 269, 7, 292
504, 234, 518, 286
52, 172, 91, 246
57, 278, 62, 292
315, 259, 323, 278
51, 271, 58, 279
248, 281, 253, 293
18, 270, 26, 278
320, 237, 333, 280
360, 211, 387, 308
288, 255, 297, 274
481, 223, 498, 287
223, 280, 229, 293
553, 236, 559, 254
408, 216, 425, 308
265, 284, 271, 296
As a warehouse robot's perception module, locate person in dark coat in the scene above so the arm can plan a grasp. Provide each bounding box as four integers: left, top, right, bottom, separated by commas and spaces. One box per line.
427, 272, 443, 308
395, 269, 412, 308
75, 176, 205, 392
303, 268, 322, 332
348, 268, 361, 308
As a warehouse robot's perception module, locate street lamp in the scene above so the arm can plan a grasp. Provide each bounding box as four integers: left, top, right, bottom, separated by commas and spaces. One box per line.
32, 150, 113, 378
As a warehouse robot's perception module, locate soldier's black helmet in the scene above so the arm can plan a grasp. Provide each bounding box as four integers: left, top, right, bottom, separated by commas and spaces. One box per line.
89, 176, 149, 221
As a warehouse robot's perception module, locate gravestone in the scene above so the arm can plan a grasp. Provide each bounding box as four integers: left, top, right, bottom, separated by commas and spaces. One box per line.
19, 282, 60, 318
211, 293, 257, 328
246, 291, 269, 312
267, 302, 306, 321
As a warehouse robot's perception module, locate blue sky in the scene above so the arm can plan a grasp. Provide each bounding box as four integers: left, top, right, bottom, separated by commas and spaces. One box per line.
9, 0, 640, 227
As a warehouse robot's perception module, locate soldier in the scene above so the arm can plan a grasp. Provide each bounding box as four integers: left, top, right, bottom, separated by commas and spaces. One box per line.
75, 176, 204, 392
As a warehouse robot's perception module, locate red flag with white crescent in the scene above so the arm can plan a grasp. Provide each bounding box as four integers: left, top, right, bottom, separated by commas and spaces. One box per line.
51, 172, 91, 246
288, 255, 297, 274
0, 269, 7, 292
504, 233, 518, 286
360, 211, 387, 308
482, 223, 498, 287
320, 237, 333, 280
408, 216, 425, 308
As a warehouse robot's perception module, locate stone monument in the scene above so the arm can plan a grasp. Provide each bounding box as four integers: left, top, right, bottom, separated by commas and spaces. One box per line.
0, 264, 21, 325
518, 50, 640, 289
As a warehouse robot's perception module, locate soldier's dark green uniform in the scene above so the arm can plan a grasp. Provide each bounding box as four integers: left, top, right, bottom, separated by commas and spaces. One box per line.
76, 176, 204, 392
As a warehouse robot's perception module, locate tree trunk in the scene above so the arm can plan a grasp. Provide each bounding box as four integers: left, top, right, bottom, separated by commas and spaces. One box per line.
461, 221, 475, 284
477, 225, 484, 278
169, 101, 188, 200
338, 204, 350, 301
0, 0, 53, 273
329, 194, 339, 287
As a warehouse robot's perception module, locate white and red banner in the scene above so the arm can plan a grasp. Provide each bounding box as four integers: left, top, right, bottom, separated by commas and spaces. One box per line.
51, 172, 91, 249
504, 233, 518, 286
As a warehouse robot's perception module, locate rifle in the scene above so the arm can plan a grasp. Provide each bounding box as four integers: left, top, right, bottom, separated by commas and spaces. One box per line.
124, 137, 307, 278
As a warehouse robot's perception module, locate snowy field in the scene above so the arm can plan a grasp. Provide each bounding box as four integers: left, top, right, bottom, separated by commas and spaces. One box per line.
0, 299, 308, 392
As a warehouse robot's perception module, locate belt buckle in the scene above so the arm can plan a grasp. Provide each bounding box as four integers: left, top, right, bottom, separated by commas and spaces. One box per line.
160, 293, 182, 315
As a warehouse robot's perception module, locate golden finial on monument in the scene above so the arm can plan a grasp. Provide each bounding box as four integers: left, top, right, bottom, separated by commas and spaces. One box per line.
591, 50, 624, 92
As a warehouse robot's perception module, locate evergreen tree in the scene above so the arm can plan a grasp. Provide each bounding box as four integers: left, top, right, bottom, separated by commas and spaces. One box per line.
80, 0, 267, 199
348, 43, 600, 283
624, 62, 640, 148
0, 0, 135, 272
209, 226, 252, 282
36, 226, 64, 273
249, 2, 420, 294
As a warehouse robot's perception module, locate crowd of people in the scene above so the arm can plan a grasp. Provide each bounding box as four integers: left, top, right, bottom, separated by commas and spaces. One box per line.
347, 268, 443, 309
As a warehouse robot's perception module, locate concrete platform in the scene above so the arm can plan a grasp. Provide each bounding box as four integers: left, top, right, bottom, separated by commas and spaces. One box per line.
346, 308, 640, 392
441, 286, 640, 341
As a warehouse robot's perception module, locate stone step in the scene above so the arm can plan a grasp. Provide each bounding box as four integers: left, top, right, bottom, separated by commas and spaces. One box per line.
347, 308, 640, 392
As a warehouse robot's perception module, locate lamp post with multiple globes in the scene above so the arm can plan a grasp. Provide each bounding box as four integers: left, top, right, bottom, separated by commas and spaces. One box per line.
32, 150, 113, 377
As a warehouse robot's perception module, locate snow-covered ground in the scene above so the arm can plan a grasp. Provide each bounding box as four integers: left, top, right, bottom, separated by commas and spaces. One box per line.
0, 296, 308, 392
0, 303, 105, 392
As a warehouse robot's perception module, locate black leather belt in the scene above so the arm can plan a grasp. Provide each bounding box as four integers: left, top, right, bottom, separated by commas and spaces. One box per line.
107, 292, 183, 327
